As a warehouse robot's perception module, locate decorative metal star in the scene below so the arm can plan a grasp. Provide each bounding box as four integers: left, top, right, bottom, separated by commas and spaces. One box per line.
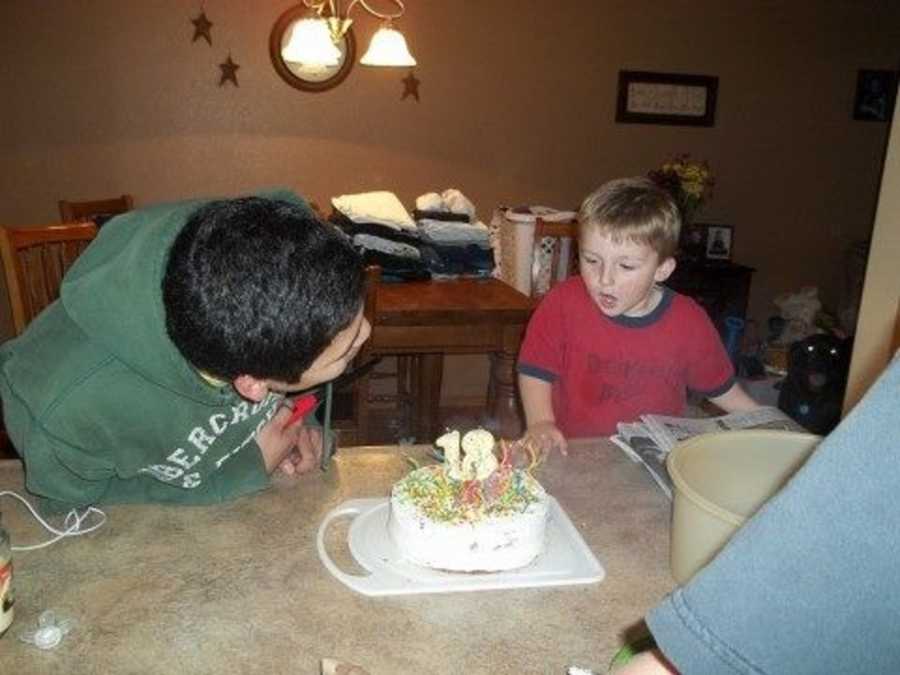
219, 54, 240, 87
401, 70, 420, 102
191, 11, 213, 46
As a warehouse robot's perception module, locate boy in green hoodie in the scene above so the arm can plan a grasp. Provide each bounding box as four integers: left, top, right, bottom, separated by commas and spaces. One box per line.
0, 193, 370, 511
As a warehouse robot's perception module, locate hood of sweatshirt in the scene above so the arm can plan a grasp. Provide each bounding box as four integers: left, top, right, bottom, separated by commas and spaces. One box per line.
59, 189, 309, 404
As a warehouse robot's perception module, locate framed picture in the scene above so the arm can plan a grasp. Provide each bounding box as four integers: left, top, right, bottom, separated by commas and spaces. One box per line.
705, 224, 733, 261
616, 70, 718, 127
678, 223, 709, 263
853, 69, 897, 122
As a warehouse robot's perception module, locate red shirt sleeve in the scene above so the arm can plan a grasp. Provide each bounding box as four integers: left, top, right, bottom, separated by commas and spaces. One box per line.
517, 285, 567, 382
680, 298, 735, 396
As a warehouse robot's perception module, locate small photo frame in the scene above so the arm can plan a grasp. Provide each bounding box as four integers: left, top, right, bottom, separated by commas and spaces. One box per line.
705, 224, 733, 261
853, 70, 897, 122
678, 223, 709, 262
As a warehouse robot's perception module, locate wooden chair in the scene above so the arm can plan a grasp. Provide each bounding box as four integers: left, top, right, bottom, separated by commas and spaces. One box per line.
343, 266, 418, 444
0, 222, 100, 459
530, 217, 579, 298
0, 222, 99, 336
59, 194, 134, 224
485, 217, 579, 409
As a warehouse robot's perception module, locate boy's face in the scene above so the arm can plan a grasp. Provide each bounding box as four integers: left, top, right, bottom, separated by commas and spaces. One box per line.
267, 306, 371, 393
579, 228, 675, 318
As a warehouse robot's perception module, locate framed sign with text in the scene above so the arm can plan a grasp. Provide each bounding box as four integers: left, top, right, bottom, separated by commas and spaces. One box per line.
616, 71, 718, 127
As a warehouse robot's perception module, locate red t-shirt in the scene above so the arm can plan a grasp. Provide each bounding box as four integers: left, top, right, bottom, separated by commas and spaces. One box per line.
517, 277, 734, 437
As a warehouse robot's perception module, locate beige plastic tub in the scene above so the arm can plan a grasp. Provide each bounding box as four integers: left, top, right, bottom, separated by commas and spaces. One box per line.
667, 430, 821, 585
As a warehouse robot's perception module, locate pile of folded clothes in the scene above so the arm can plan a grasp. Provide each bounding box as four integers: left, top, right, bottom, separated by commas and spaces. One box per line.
328, 188, 496, 281
329, 191, 430, 282
414, 189, 495, 278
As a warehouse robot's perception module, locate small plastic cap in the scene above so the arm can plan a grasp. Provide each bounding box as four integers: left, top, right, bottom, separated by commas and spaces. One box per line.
19, 610, 75, 651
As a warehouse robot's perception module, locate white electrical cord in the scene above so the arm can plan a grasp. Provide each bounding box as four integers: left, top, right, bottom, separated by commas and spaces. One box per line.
0, 491, 107, 551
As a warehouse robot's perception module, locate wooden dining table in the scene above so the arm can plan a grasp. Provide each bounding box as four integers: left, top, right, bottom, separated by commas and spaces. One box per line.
367, 275, 534, 441
0, 438, 675, 674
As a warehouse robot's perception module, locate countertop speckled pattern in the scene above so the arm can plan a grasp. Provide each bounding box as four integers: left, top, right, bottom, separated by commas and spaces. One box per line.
0, 439, 675, 674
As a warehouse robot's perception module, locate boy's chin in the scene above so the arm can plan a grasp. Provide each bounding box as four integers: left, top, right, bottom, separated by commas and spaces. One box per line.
598, 301, 654, 319
596, 305, 621, 318
278, 367, 347, 393
591, 296, 623, 317
266, 378, 319, 395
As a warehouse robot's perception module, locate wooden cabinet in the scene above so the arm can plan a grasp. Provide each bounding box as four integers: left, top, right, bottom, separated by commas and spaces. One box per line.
666, 261, 755, 334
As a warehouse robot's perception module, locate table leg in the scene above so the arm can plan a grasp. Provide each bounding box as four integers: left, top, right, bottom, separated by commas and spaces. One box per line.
415, 353, 444, 442
490, 340, 524, 438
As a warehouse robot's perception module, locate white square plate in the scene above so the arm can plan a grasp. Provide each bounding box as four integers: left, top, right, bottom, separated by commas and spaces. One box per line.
316, 497, 606, 596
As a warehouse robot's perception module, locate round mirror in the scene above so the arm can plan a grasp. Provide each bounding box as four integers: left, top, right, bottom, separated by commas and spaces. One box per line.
269, 6, 356, 93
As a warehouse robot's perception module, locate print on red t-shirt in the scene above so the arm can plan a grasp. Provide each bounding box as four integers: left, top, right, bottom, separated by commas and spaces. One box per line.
518, 277, 733, 437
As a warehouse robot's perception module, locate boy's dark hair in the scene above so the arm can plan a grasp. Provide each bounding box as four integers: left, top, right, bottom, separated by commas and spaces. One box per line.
163, 197, 364, 382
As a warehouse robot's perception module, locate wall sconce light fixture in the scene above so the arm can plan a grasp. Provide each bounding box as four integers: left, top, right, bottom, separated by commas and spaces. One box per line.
270, 0, 416, 92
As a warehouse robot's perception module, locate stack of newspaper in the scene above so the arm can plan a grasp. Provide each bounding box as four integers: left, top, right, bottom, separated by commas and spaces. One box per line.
610, 407, 805, 499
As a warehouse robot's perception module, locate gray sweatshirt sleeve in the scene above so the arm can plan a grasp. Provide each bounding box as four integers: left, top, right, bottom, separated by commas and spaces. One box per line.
647, 356, 900, 675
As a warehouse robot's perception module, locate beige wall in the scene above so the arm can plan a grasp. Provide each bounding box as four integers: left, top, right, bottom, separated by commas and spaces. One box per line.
1, 1, 898, 402
844, 91, 900, 410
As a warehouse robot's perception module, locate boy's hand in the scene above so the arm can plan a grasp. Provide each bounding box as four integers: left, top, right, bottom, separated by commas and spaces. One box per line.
523, 421, 568, 457
258, 406, 322, 475
258, 405, 298, 473
278, 425, 323, 476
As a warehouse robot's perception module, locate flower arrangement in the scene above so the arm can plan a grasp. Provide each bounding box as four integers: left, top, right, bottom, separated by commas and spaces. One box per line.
648, 154, 715, 225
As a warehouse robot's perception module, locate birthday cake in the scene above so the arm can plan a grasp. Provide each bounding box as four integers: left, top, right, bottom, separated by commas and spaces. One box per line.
388, 429, 548, 572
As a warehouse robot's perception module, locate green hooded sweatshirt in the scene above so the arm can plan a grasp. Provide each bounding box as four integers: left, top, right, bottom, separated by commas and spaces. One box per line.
0, 191, 315, 511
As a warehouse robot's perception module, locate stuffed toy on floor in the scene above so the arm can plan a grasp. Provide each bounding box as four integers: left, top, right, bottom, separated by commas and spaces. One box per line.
777, 332, 851, 436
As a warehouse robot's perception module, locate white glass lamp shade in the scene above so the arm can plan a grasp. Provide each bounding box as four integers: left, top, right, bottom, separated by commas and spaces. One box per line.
281, 17, 342, 67
360, 24, 416, 67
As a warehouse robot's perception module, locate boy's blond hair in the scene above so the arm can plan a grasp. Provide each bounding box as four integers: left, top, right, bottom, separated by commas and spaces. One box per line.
579, 177, 681, 260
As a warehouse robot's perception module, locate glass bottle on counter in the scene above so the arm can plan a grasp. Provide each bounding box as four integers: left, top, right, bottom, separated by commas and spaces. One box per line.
0, 513, 13, 638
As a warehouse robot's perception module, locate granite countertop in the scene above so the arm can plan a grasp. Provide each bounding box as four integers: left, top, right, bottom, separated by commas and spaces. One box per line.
0, 439, 674, 674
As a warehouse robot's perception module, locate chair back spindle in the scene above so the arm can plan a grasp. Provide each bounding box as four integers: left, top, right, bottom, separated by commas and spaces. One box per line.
0, 222, 99, 335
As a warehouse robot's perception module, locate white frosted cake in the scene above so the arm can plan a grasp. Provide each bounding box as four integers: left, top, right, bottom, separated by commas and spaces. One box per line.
388, 429, 549, 572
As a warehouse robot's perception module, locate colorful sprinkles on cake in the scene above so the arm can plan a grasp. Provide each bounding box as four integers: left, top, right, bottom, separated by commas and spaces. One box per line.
393, 430, 545, 524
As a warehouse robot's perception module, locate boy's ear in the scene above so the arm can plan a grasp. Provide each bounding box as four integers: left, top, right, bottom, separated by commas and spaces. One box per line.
233, 374, 270, 402
654, 256, 676, 282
